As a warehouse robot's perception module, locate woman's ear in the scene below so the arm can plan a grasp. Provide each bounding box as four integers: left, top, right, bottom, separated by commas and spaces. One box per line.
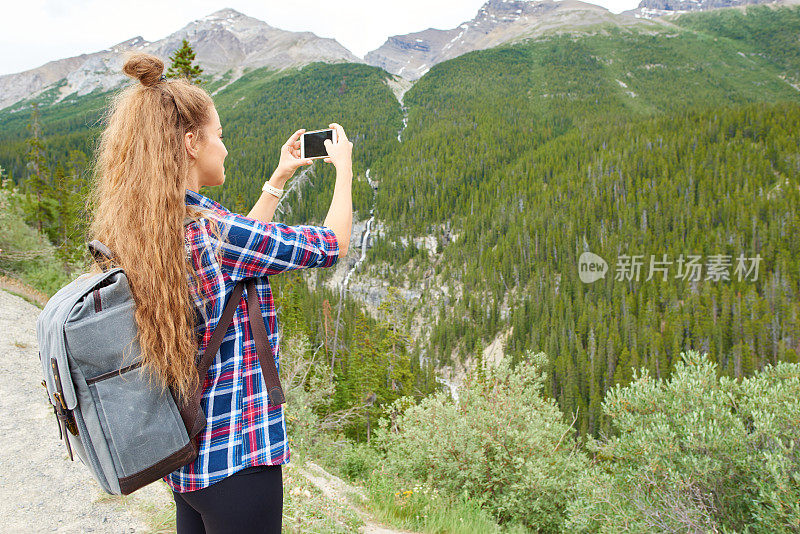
184, 131, 197, 160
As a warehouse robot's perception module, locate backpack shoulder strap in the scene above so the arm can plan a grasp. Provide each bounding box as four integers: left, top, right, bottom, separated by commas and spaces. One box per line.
178, 281, 245, 437
194, 280, 285, 406
245, 279, 285, 405
87, 240, 117, 272
194, 281, 244, 397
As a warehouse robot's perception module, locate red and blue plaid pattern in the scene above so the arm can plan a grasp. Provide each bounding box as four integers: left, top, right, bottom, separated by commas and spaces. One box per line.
165, 188, 339, 493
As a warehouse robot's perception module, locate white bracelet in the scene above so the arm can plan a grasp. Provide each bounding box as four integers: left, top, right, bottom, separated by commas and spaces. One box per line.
262, 181, 284, 198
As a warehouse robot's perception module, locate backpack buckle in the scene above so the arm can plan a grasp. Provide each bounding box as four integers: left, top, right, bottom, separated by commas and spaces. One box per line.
50, 358, 78, 460
52, 392, 79, 437
52, 390, 67, 410
65, 415, 79, 437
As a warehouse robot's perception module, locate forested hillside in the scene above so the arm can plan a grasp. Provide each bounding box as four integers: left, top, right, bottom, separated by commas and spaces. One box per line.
366, 5, 800, 434
1, 4, 799, 437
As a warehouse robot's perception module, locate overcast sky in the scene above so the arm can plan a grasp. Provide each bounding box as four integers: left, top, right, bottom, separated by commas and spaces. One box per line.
0, 0, 640, 76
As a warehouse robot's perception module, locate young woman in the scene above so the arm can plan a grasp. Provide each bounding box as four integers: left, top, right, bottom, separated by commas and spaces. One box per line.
87, 52, 352, 533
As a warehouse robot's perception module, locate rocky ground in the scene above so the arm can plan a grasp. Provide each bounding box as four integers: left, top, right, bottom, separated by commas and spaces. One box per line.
0, 287, 170, 533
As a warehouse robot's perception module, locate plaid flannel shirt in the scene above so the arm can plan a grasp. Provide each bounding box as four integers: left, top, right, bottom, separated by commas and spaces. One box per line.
165, 188, 339, 493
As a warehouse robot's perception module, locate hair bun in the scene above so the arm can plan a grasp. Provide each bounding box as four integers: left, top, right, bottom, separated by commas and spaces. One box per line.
122, 52, 165, 87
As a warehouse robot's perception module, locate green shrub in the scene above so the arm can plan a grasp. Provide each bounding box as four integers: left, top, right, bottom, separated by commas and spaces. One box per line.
340, 442, 380, 482
0, 183, 78, 296
567, 350, 800, 533
374, 351, 588, 532
279, 330, 339, 464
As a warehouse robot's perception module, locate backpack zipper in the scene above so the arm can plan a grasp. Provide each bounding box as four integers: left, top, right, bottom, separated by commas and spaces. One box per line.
86, 361, 144, 384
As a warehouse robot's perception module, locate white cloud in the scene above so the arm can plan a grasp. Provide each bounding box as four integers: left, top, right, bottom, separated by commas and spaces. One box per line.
0, 0, 641, 76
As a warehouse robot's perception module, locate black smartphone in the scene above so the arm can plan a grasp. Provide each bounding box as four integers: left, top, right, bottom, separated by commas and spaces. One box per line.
301, 128, 336, 159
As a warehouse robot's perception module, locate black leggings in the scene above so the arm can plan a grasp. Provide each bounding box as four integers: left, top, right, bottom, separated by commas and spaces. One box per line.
172, 464, 283, 534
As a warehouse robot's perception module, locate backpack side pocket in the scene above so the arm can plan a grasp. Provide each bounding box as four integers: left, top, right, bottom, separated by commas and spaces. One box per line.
86, 364, 189, 480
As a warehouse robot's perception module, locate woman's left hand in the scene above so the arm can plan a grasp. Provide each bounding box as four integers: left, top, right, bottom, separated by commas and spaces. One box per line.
274, 129, 313, 182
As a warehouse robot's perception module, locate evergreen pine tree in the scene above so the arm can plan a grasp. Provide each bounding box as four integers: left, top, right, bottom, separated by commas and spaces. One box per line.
53, 151, 89, 275
23, 103, 56, 236
166, 39, 204, 84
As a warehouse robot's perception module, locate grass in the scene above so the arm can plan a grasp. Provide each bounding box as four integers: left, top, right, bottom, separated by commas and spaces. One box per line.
139, 498, 177, 534
0, 187, 80, 299
360, 469, 525, 534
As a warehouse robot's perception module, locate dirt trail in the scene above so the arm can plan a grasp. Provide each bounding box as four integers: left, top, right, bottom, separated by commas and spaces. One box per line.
297, 461, 417, 534
0, 274, 49, 307
0, 288, 171, 533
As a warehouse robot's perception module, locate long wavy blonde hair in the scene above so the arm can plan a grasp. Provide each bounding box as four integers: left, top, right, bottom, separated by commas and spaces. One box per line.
87, 52, 227, 405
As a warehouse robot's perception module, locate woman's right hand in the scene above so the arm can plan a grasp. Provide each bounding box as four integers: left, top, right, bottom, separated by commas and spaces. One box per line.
323, 123, 353, 173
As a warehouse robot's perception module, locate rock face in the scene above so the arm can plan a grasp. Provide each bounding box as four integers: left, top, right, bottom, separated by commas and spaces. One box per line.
365, 0, 646, 80
149, 8, 361, 73
0, 8, 361, 111
625, 0, 783, 18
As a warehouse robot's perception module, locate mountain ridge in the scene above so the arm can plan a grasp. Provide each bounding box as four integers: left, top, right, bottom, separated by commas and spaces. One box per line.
625, 0, 800, 19
0, 7, 361, 112
5, 0, 800, 109
364, 0, 664, 80
364, 0, 800, 80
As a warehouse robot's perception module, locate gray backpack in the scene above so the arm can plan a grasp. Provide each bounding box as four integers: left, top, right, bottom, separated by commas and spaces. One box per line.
35, 240, 284, 495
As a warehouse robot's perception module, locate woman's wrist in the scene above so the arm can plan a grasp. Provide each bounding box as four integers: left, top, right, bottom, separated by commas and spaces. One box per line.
334, 163, 353, 179
268, 169, 290, 189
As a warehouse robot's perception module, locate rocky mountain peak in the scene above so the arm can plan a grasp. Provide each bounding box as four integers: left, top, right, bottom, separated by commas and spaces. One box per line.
206, 7, 247, 19
0, 7, 361, 112
186, 7, 274, 33
109, 36, 149, 54
482, 0, 541, 16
